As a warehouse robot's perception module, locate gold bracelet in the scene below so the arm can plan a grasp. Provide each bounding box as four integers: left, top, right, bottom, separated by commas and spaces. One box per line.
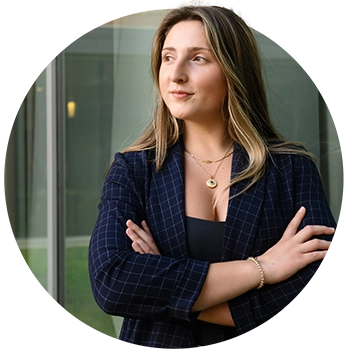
247, 257, 265, 289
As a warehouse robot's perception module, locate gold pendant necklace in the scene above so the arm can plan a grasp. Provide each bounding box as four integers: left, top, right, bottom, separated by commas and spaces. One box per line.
185, 144, 233, 189
206, 178, 218, 189
185, 149, 234, 164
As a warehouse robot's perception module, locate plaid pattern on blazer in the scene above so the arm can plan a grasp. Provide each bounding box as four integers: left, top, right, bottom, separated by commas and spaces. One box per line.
88, 139, 336, 348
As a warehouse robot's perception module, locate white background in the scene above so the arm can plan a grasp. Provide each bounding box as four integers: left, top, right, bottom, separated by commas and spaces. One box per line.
0, 0, 348, 353
0, 0, 168, 353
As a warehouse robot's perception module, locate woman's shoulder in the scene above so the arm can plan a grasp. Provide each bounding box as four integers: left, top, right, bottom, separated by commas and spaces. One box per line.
115, 139, 182, 169
266, 141, 317, 172
108, 150, 154, 177
117, 149, 154, 166
105, 141, 182, 191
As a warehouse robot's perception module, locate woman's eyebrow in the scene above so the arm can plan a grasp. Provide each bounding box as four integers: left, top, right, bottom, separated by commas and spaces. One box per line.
162, 46, 211, 52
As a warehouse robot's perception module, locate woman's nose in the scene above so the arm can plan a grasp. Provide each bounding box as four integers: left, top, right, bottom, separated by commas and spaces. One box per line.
169, 61, 188, 83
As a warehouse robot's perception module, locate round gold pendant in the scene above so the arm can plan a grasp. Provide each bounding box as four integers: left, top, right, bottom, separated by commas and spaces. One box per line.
206, 178, 218, 189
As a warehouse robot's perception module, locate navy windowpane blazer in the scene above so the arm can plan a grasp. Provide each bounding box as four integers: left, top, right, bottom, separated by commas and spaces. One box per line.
88, 139, 336, 348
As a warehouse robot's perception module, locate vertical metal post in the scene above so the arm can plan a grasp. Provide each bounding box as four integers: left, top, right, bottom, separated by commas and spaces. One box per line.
46, 58, 66, 305
55, 53, 66, 306
46, 60, 58, 300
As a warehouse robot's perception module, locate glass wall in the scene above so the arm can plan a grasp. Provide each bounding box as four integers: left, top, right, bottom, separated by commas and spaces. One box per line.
4, 9, 343, 340
5, 70, 48, 290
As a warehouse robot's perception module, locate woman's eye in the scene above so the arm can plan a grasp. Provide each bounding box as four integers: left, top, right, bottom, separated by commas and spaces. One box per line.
162, 55, 173, 62
193, 56, 206, 62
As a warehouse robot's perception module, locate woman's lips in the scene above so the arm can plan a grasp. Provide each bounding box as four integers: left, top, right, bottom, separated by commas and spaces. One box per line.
170, 90, 194, 99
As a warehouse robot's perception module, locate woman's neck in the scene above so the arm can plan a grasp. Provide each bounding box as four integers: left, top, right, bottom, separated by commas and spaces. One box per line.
182, 122, 233, 159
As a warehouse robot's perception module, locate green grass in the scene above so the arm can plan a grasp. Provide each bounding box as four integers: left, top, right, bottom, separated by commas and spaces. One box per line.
21, 246, 121, 339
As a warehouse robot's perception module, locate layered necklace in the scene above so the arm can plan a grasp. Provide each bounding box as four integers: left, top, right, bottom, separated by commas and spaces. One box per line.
184, 144, 234, 189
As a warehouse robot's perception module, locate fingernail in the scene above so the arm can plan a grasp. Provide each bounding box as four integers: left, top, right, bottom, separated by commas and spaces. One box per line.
299, 206, 305, 212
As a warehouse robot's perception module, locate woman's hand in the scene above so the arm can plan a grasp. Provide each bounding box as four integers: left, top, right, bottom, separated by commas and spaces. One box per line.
126, 220, 161, 255
258, 206, 335, 285
126, 207, 334, 289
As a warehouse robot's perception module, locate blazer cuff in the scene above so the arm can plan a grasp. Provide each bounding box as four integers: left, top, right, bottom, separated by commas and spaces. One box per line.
168, 258, 210, 322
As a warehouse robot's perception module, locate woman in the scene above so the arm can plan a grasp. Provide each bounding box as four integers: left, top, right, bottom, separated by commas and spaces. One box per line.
88, 6, 336, 348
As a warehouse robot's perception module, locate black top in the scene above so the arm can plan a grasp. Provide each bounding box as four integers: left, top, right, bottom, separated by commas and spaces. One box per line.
186, 216, 224, 262
185, 216, 227, 346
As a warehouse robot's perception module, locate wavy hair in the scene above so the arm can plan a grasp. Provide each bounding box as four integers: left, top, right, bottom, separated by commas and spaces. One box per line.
123, 6, 312, 194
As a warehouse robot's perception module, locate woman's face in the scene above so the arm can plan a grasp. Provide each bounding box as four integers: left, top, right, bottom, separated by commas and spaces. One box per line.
159, 20, 227, 124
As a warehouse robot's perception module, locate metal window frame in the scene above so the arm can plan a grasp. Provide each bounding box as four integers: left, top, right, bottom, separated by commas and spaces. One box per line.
46, 56, 66, 305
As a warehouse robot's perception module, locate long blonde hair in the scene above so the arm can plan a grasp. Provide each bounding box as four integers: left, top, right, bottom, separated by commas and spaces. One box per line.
123, 6, 312, 194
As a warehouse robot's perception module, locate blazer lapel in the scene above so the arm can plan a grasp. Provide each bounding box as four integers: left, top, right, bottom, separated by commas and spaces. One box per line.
149, 140, 189, 259
149, 140, 265, 261
222, 143, 266, 261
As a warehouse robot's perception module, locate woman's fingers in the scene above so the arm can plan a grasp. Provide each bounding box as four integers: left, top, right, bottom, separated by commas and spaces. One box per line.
301, 236, 332, 254
126, 220, 161, 255
302, 249, 328, 263
282, 206, 306, 239
127, 220, 153, 242
282, 207, 335, 243
141, 220, 152, 237
260, 206, 335, 284
127, 228, 157, 254
131, 240, 145, 254
296, 224, 335, 243
126, 227, 152, 253
126, 219, 144, 237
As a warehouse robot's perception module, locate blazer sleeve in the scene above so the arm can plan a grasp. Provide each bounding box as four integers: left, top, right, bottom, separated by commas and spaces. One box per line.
88, 152, 209, 322
228, 153, 337, 335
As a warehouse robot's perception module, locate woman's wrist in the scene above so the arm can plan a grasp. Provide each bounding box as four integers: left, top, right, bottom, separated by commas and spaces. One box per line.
192, 260, 264, 312
247, 257, 265, 289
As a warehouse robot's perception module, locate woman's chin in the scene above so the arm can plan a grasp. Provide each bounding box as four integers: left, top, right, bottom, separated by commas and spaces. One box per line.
168, 110, 189, 121
169, 111, 199, 122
